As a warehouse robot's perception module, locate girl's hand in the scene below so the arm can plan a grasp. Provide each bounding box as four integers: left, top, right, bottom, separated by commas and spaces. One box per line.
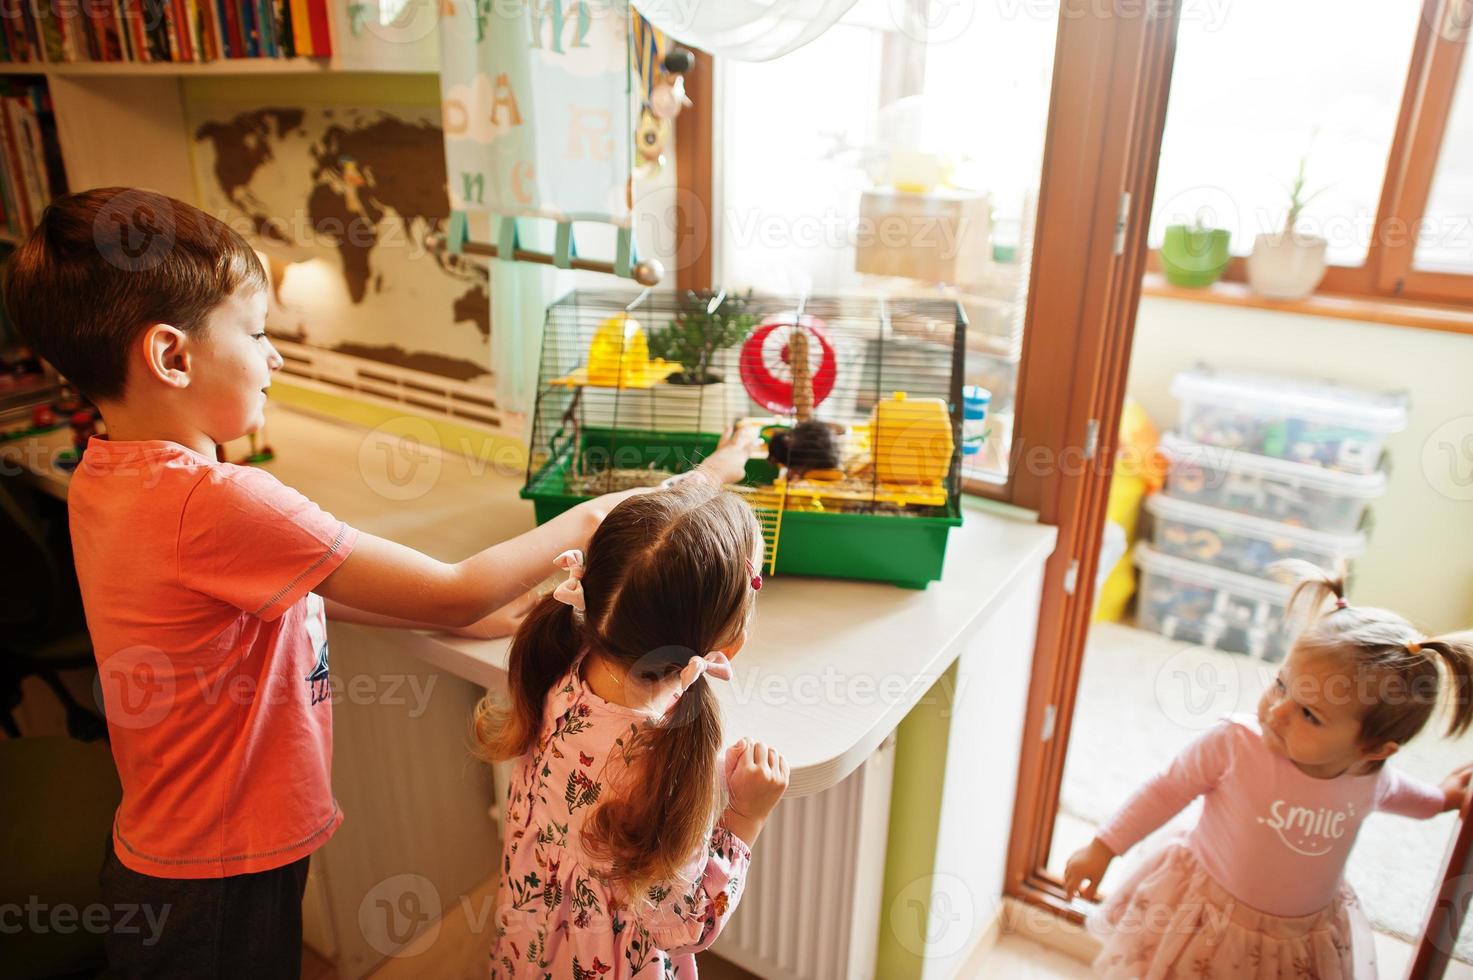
1063, 837, 1116, 901
722, 738, 789, 846
696, 424, 761, 486
1441, 763, 1473, 812
450, 589, 540, 639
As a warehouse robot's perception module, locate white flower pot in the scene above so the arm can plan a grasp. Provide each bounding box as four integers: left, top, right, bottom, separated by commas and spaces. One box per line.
649, 379, 738, 433
1246, 231, 1328, 301
574, 380, 736, 434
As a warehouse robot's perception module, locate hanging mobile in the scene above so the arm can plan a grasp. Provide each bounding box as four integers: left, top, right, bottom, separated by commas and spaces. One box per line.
631, 15, 694, 175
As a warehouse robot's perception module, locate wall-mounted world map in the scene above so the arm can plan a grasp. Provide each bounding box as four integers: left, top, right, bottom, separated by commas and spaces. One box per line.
190, 102, 494, 385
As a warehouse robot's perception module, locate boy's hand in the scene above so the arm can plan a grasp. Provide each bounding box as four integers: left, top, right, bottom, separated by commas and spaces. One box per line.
449, 588, 540, 639
1063, 837, 1116, 902
722, 738, 789, 846
1442, 762, 1473, 812
696, 424, 761, 486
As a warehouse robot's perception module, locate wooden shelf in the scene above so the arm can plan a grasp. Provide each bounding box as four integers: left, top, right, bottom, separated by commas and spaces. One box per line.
1141, 272, 1473, 336
0, 58, 434, 76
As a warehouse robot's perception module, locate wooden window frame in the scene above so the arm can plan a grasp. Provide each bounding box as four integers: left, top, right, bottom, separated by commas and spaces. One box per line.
1148, 0, 1473, 310
1003, 1, 1181, 921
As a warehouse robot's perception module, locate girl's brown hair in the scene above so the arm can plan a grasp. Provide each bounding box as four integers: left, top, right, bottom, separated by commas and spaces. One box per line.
1279, 560, 1473, 764
473, 479, 761, 896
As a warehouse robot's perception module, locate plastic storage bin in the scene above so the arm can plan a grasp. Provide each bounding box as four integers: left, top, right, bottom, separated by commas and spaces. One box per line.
1135, 545, 1293, 661
1171, 367, 1407, 474
1157, 433, 1386, 535
1146, 493, 1366, 577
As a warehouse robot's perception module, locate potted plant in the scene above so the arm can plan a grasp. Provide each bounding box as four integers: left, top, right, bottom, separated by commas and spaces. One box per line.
646, 289, 757, 432
1247, 150, 1330, 300
1159, 211, 1231, 288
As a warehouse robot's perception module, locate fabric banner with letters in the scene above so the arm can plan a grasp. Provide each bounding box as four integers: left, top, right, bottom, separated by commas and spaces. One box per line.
439, 1, 633, 227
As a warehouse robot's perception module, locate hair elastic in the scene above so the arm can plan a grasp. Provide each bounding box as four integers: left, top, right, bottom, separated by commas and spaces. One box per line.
1333, 596, 1348, 610
746, 557, 763, 591
552, 549, 587, 612
1407, 640, 1423, 655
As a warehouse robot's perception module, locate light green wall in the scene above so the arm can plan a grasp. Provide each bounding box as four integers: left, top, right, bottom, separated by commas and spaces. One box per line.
874, 661, 958, 980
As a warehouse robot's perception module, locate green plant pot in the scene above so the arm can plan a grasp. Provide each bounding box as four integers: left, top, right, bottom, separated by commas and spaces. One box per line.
1160, 224, 1231, 288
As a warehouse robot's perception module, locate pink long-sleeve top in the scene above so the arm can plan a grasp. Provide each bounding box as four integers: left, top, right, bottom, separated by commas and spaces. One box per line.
1096, 714, 1444, 917
490, 654, 751, 978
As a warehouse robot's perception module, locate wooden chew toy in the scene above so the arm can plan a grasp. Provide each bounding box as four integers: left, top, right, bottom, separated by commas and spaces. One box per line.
789, 324, 812, 423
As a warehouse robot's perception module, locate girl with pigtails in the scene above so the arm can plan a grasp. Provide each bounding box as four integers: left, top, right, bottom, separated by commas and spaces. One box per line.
476, 476, 788, 979
1066, 560, 1473, 979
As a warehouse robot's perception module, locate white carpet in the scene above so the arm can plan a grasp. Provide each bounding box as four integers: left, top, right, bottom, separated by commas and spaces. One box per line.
1051, 622, 1473, 960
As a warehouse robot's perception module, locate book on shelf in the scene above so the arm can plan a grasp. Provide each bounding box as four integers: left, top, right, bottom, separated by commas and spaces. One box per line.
0, 77, 67, 238
0, 0, 331, 64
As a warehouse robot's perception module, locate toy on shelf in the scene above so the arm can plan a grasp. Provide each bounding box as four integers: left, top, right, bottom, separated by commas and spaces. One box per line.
53, 408, 98, 472
522, 290, 967, 588
236, 425, 276, 465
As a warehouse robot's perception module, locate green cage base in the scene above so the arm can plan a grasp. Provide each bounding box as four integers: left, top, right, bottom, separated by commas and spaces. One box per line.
522, 428, 962, 589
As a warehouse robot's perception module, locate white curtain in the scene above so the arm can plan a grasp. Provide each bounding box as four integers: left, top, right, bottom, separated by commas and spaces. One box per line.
631, 0, 858, 61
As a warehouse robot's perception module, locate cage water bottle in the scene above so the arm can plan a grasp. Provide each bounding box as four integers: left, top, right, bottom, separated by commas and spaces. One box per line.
962, 386, 991, 457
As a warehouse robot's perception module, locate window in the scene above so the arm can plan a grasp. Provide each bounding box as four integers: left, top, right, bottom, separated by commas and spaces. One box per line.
1411, 32, 1473, 275
1150, 1, 1420, 266
716, 1, 1060, 485
1148, 0, 1473, 306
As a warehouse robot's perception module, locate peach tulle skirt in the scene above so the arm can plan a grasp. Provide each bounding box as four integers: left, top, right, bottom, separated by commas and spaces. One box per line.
1088, 837, 1377, 979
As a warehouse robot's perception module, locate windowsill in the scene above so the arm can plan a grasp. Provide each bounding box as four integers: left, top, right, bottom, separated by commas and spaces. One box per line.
1140, 273, 1473, 335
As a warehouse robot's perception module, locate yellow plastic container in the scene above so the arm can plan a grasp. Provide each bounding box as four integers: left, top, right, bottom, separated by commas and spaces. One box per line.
873, 391, 954, 485
586, 315, 655, 387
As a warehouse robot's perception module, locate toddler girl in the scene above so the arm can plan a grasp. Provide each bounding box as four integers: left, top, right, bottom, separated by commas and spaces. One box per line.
1065, 561, 1473, 979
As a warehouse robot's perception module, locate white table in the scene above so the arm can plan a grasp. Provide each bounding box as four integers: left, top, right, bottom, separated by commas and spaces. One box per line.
6, 402, 1057, 979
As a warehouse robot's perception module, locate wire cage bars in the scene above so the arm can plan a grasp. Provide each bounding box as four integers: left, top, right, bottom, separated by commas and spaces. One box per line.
521, 289, 968, 588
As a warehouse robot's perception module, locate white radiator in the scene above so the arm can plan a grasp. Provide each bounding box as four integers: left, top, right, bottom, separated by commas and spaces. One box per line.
712, 735, 897, 980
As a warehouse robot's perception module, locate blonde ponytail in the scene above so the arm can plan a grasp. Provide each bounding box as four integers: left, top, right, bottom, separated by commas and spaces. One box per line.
1416, 632, 1473, 738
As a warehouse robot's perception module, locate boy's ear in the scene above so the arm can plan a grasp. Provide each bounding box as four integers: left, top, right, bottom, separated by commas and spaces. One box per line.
140, 323, 192, 389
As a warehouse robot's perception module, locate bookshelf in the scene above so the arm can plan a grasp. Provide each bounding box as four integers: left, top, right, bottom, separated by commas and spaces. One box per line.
0, 0, 440, 227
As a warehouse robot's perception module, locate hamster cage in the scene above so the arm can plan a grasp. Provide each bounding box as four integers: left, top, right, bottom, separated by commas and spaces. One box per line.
520, 289, 968, 588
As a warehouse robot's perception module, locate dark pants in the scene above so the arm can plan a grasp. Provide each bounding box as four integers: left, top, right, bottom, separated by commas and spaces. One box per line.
99, 841, 310, 979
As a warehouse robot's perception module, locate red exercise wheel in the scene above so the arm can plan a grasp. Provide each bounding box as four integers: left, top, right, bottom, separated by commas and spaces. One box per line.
738, 313, 837, 415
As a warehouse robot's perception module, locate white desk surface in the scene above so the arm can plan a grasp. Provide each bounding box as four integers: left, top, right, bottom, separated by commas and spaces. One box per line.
4, 403, 1057, 796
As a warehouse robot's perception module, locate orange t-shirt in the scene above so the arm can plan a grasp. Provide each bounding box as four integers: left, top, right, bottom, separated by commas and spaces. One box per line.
68, 437, 359, 879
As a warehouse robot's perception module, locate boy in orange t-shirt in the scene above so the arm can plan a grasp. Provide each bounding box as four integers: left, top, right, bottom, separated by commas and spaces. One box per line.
5, 189, 749, 977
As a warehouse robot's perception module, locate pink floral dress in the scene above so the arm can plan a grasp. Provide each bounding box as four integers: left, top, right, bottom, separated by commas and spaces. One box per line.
489, 654, 751, 979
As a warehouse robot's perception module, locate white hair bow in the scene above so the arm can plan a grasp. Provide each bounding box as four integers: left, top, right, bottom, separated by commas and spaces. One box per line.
552, 549, 586, 612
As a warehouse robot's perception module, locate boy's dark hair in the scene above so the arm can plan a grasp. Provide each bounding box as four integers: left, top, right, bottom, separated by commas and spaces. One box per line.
3, 187, 267, 401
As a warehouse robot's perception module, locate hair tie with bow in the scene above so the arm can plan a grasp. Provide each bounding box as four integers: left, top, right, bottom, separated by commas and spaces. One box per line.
669, 652, 733, 707
552, 549, 586, 612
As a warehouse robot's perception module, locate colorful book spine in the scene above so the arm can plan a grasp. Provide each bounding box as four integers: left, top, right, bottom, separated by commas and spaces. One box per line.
304, 0, 327, 57
286, 0, 308, 55
218, 0, 241, 57
0, 100, 29, 232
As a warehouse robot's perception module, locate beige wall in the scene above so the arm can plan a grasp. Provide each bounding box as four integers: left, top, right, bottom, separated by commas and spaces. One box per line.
1125, 296, 1473, 631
